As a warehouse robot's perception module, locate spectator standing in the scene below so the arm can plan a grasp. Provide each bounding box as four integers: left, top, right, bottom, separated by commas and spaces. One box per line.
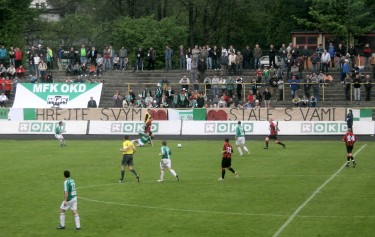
8, 47, 15, 67
135, 47, 144, 72
243, 45, 252, 70
336, 43, 346, 70
268, 44, 276, 68
353, 74, 361, 101
87, 96, 98, 108
0, 45, 7, 65
279, 44, 287, 69
178, 45, 186, 71
113, 91, 124, 108
118, 47, 128, 71
320, 50, 331, 73
14, 47, 22, 69
348, 44, 357, 68
263, 87, 272, 108
164, 45, 173, 71
344, 74, 352, 101
79, 45, 87, 65
301, 45, 311, 70
147, 47, 157, 71
328, 42, 335, 68
363, 43, 372, 70
236, 51, 243, 75
364, 75, 372, 101
253, 44, 262, 70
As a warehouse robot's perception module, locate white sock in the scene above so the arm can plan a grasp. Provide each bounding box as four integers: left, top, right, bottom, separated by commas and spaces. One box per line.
170, 169, 177, 177
243, 147, 249, 153
60, 213, 65, 227
238, 147, 243, 155
60, 140, 64, 145
74, 214, 80, 228
160, 170, 164, 181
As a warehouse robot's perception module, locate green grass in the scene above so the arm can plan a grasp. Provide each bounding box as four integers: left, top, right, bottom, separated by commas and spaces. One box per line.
1, 139, 375, 237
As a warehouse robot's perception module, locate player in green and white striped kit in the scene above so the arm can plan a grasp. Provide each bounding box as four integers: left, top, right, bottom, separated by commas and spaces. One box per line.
55, 121, 66, 147
132, 132, 153, 147
158, 141, 179, 182
235, 121, 250, 156
57, 170, 81, 230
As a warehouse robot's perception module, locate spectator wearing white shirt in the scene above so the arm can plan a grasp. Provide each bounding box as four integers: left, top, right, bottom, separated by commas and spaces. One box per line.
0, 92, 8, 107
320, 50, 331, 73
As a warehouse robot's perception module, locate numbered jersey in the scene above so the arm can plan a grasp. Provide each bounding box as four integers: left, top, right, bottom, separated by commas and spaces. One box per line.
64, 178, 77, 201
342, 132, 357, 146
223, 142, 233, 159
235, 125, 245, 138
160, 145, 171, 159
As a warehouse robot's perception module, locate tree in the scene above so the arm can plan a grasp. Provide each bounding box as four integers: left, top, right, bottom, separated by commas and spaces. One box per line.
0, 0, 35, 47
293, 0, 375, 47
111, 16, 188, 67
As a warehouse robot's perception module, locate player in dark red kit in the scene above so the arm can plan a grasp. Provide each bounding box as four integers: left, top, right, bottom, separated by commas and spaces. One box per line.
264, 119, 286, 149
218, 138, 238, 181
342, 128, 357, 168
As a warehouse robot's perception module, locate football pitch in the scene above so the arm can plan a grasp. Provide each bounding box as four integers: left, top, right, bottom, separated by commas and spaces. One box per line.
1, 138, 375, 237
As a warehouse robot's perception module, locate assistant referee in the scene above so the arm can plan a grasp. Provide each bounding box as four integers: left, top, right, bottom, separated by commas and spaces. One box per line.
119, 135, 140, 183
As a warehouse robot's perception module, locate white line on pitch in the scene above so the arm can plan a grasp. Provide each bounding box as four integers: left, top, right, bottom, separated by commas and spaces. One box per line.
79, 196, 287, 217
79, 196, 375, 219
272, 144, 367, 237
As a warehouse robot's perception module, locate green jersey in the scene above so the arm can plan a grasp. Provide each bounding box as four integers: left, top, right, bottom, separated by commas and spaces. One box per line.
160, 145, 171, 159
139, 133, 152, 144
235, 125, 245, 138
64, 178, 77, 201
55, 125, 62, 135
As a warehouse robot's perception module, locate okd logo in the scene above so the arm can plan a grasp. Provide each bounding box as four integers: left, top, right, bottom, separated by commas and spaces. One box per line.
47, 95, 69, 108
301, 123, 347, 133
205, 122, 254, 133
111, 123, 159, 133
19, 122, 60, 132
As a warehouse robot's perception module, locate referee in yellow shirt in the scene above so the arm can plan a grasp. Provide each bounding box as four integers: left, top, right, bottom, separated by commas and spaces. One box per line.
119, 135, 140, 183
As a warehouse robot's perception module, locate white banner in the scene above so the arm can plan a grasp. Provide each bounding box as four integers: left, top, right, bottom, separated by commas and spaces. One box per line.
0, 121, 87, 134
168, 109, 193, 120
12, 83, 103, 108
89, 121, 181, 135
278, 121, 373, 135
182, 121, 270, 135
0, 120, 372, 135
181, 121, 374, 135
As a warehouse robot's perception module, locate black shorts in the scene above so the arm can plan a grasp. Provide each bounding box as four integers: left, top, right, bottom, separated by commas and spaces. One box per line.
122, 154, 134, 166
268, 135, 277, 141
346, 145, 354, 153
221, 158, 232, 168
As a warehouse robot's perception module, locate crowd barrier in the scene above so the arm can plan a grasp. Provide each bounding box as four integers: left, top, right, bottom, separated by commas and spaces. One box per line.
0, 120, 373, 135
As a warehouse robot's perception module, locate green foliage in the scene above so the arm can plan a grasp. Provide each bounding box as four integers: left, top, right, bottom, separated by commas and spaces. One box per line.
0, 0, 35, 47
112, 16, 188, 64
293, 0, 375, 45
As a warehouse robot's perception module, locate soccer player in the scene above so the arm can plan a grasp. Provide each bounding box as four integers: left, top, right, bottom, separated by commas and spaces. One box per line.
342, 128, 357, 168
158, 141, 179, 182
346, 109, 353, 132
55, 121, 66, 147
119, 135, 140, 183
264, 119, 286, 149
218, 138, 238, 181
235, 121, 250, 156
132, 132, 153, 147
56, 170, 81, 230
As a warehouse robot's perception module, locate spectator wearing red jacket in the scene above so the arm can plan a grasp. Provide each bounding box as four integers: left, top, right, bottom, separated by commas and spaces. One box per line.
363, 43, 372, 70
16, 65, 25, 79
15, 47, 23, 68
4, 78, 12, 99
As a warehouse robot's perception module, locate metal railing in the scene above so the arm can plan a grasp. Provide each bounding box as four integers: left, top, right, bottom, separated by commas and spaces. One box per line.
118, 82, 375, 102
